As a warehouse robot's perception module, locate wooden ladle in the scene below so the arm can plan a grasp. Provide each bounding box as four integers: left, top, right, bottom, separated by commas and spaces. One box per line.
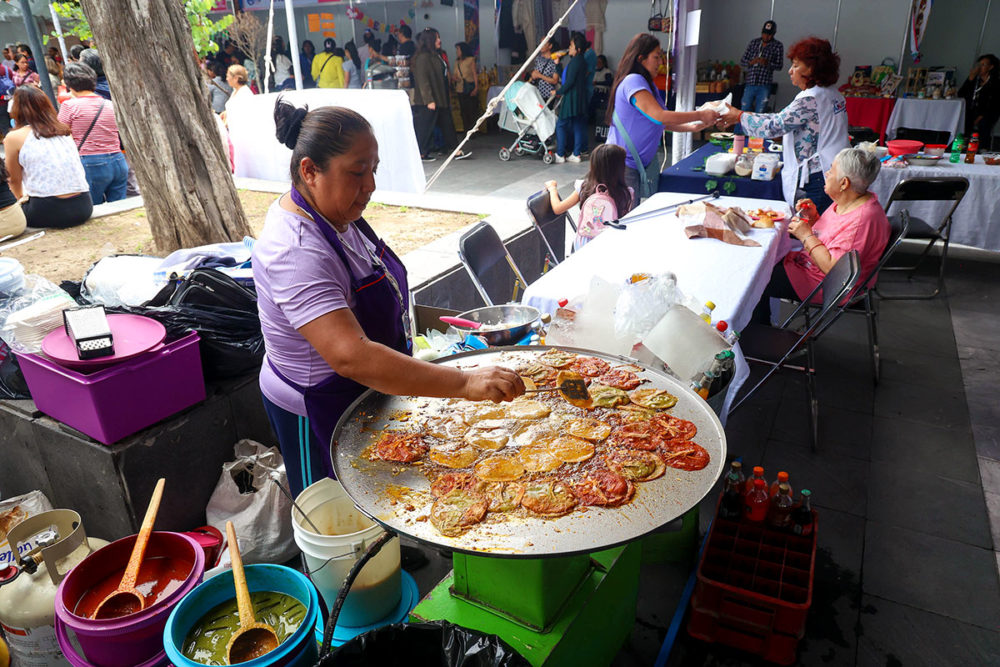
225, 521, 279, 664
92, 478, 165, 619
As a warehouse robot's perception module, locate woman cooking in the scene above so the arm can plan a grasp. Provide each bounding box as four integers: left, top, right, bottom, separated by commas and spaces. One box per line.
253, 98, 525, 496
718, 37, 849, 214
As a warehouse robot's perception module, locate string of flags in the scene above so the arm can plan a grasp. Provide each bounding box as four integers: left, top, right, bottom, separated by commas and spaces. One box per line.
344, 4, 416, 33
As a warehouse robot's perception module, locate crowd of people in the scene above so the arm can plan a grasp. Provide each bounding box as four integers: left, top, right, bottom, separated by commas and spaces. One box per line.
0, 43, 131, 237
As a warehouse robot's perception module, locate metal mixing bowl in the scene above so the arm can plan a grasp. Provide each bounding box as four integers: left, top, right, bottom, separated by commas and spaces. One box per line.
452, 305, 541, 346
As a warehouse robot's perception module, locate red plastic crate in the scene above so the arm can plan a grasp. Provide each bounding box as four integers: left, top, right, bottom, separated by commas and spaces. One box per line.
687, 500, 818, 664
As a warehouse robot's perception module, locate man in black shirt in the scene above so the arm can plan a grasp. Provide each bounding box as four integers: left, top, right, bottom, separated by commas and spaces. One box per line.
397, 24, 416, 58
959, 53, 1000, 149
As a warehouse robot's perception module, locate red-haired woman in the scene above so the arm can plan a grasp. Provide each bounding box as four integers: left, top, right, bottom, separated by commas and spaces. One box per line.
719, 37, 849, 214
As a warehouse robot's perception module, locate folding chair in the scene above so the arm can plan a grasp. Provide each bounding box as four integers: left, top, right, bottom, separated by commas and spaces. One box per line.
878, 177, 968, 300
731, 251, 861, 450
808, 211, 910, 384
457, 221, 529, 306
526, 189, 576, 266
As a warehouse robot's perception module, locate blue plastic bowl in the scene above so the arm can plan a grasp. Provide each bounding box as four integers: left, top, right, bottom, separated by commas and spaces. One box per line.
163, 564, 319, 667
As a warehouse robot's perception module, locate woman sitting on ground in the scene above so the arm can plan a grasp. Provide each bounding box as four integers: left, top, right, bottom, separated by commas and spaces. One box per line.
3, 86, 92, 229
0, 159, 26, 241
58, 62, 129, 204
751, 147, 889, 324
544, 143, 634, 249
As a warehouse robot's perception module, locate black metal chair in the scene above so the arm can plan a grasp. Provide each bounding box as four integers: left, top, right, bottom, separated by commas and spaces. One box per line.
807, 212, 910, 384
732, 250, 861, 450
878, 177, 969, 299
526, 189, 576, 266
456, 221, 529, 306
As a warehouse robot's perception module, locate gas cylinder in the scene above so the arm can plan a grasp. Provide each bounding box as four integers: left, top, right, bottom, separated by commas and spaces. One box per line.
0, 510, 107, 667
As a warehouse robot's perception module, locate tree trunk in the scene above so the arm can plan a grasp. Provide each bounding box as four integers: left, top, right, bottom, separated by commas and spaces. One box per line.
79, 0, 252, 252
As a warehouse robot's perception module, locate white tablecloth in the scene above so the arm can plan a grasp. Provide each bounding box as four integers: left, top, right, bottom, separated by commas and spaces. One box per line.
226, 89, 424, 193
871, 155, 1000, 251
886, 98, 966, 144
522, 192, 792, 421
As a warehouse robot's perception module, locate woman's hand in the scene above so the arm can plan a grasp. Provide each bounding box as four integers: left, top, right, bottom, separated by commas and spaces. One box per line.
787, 216, 814, 242
794, 198, 818, 224
462, 366, 525, 403
544, 180, 558, 191
718, 106, 741, 128
428, 102, 437, 111
697, 108, 721, 127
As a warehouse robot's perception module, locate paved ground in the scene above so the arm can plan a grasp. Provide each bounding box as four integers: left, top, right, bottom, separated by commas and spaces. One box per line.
401, 138, 1000, 665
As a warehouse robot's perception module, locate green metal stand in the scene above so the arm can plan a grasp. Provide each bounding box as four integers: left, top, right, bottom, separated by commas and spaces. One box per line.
411, 544, 641, 667
640, 505, 700, 564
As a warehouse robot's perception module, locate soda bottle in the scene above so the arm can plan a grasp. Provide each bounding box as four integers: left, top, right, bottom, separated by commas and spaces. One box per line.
700, 301, 716, 324
744, 478, 769, 522
791, 489, 814, 536
949, 133, 964, 163
719, 461, 745, 520
965, 132, 980, 164
745, 466, 766, 494
769, 471, 791, 498
767, 483, 794, 530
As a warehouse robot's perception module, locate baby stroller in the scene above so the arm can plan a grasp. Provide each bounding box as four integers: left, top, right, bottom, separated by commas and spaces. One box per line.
497, 81, 560, 163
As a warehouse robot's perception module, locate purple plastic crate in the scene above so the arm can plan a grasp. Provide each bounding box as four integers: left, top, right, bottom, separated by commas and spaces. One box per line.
18, 332, 206, 445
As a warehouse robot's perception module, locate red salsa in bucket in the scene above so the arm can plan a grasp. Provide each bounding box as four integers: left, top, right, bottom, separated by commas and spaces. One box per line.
73, 556, 195, 618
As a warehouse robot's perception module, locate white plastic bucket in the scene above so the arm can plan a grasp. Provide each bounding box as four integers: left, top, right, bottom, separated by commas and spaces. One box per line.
291, 478, 402, 627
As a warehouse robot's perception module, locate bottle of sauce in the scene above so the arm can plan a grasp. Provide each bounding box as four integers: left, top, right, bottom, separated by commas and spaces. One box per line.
769, 471, 791, 498
965, 133, 980, 164
791, 489, 814, 536
744, 478, 769, 522
745, 465, 766, 494
719, 461, 745, 520
767, 483, 794, 529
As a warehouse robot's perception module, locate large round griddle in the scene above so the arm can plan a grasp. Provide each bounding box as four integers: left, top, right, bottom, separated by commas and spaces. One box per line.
331, 346, 727, 558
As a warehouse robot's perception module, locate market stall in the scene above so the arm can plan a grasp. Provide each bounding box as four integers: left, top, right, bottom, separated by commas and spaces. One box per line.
522, 191, 793, 420
886, 97, 966, 144
658, 143, 785, 201
871, 156, 1000, 252
845, 96, 896, 144
227, 88, 424, 192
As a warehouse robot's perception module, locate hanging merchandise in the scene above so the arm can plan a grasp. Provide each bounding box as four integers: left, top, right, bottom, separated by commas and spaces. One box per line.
909, 0, 932, 62
584, 0, 607, 54
648, 0, 667, 32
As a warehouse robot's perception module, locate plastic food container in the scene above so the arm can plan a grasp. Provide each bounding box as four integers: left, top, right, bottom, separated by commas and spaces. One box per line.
0, 257, 24, 295
18, 332, 206, 444
924, 144, 948, 157
887, 139, 924, 156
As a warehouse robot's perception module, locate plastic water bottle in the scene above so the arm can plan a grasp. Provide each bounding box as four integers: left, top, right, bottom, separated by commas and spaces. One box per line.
950, 133, 964, 163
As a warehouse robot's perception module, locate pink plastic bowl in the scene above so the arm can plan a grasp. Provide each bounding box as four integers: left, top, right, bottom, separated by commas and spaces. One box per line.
887, 139, 924, 157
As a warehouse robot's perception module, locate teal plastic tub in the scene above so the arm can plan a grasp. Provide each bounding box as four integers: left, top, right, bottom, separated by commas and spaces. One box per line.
163, 564, 319, 667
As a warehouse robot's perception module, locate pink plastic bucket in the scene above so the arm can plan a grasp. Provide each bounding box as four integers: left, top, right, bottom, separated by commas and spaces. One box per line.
54, 532, 205, 667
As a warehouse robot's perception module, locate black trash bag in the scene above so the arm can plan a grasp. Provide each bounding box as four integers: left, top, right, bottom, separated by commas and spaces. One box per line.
0, 349, 30, 400
112, 303, 265, 381
317, 621, 529, 667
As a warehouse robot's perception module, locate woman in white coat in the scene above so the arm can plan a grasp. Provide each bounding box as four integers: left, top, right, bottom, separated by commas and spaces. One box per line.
719, 37, 849, 214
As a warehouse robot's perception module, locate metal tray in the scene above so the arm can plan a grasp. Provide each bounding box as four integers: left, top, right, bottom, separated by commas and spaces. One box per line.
331, 346, 727, 558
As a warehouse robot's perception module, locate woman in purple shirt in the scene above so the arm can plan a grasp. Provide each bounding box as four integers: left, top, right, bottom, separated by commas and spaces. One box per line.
252, 98, 524, 495
606, 34, 719, 203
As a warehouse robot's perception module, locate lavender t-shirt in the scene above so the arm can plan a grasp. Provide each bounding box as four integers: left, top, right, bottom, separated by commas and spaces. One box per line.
606, 73, 664, 170
252, 199, 378, 415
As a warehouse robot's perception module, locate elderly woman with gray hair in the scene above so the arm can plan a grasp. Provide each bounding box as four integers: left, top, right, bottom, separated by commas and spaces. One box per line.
751, 146, 890, 323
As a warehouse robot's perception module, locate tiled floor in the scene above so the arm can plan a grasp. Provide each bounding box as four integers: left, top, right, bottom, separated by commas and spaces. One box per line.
402, 139, 1000, 664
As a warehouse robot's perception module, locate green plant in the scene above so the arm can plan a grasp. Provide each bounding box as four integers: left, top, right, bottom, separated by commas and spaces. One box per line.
398, 206, 409, 213
705, 179, 718, 192
722, 179, 737, 195
50, 0, 232, 56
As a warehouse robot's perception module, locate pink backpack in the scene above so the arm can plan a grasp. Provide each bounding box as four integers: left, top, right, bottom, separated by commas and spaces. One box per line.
575, 184, 623, 248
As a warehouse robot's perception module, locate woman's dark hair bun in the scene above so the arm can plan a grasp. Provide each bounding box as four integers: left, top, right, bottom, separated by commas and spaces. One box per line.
274, 95, 309, 149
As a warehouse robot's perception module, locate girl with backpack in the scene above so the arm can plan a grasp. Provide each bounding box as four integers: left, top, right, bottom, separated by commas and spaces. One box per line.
544, 142, 634, 250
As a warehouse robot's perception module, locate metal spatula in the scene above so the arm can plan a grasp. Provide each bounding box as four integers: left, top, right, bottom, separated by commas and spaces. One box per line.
524, 376, 590, 401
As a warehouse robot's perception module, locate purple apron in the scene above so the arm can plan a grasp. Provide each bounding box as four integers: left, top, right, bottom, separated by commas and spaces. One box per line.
267, 187, 411, 478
